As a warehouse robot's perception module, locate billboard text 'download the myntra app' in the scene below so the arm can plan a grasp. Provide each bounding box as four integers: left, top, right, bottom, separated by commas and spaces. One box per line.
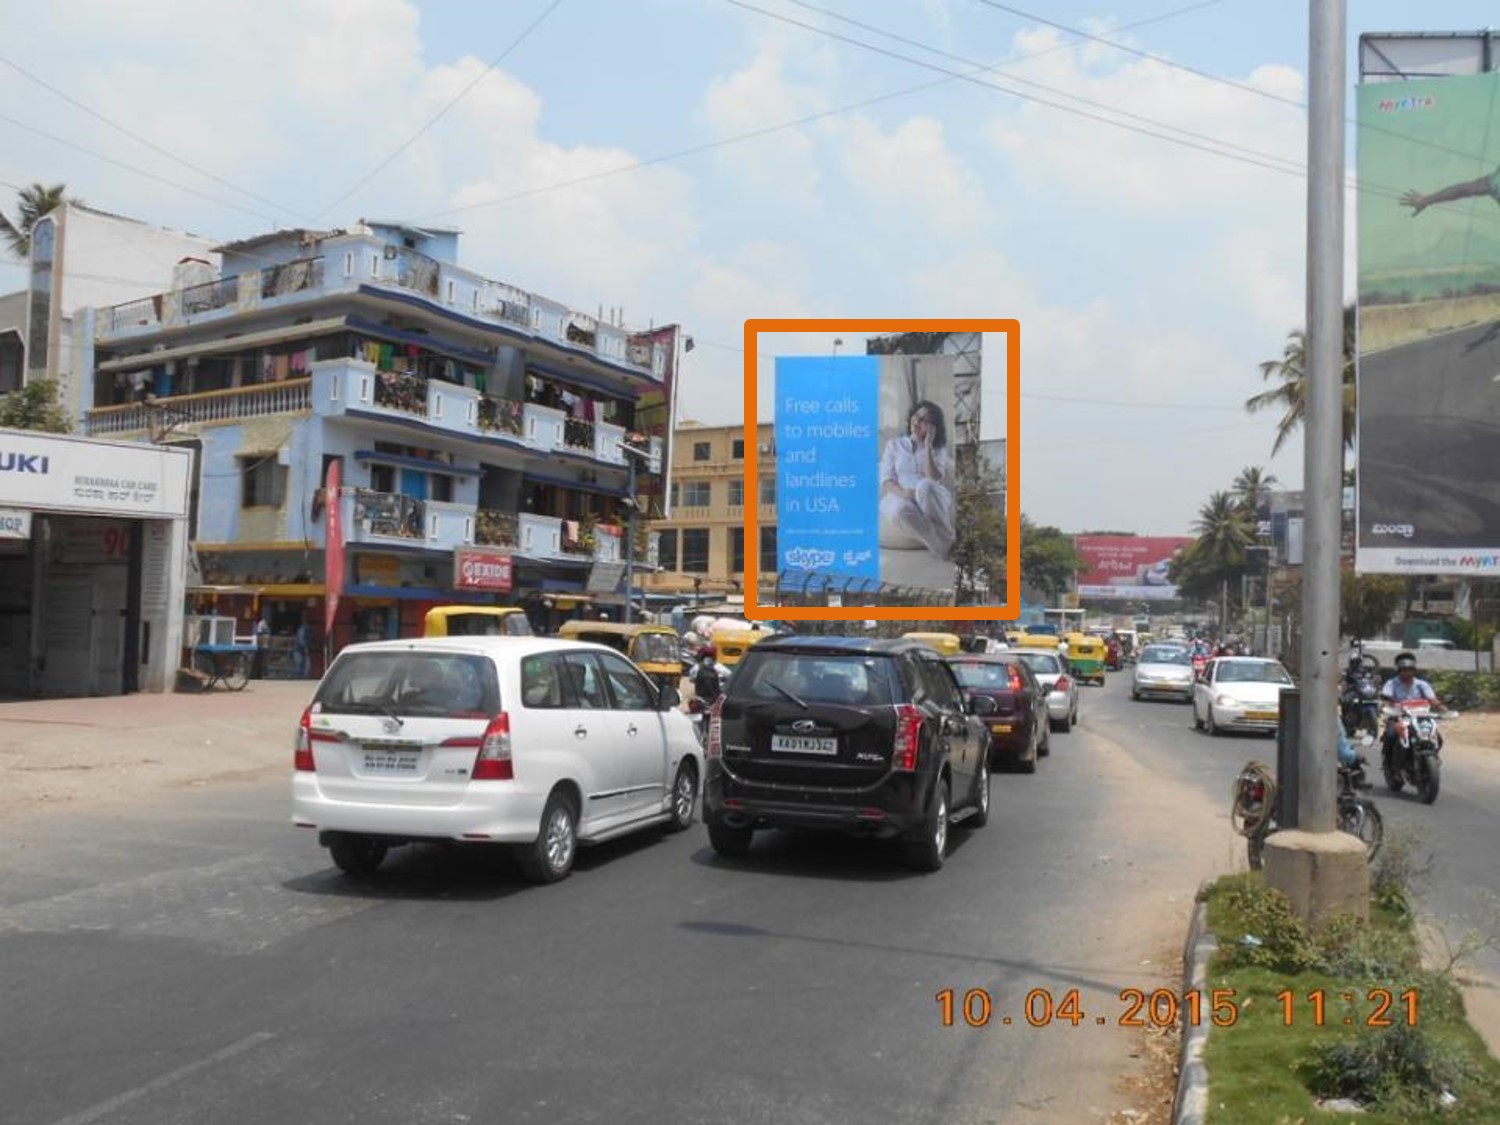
740, 318, 1019, 623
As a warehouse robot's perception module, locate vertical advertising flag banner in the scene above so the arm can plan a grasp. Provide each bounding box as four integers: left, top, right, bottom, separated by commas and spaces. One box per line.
775, 356, 881, 584
1074, 536, 1195, 600
1356, 71, 1500, 575
324, 458, 344, 644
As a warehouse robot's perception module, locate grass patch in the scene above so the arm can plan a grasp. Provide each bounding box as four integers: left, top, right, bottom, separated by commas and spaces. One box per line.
1199, 873, 1500, 1123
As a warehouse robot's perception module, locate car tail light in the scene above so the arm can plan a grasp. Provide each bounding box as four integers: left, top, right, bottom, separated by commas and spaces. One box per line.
706, 696, 724, 759
472, 713, 514, 780
295, 707, 339, 771
1008, 665, 1026, 692
893, 704, 923, 772
1055, 675, 1070, 692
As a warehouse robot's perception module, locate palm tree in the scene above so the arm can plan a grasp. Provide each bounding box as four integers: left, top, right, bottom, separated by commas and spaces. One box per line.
1194, 490, 1254, 632
1245, 303, 1356, 455
1231, 465, 1278, 517
0, 182, 72, 260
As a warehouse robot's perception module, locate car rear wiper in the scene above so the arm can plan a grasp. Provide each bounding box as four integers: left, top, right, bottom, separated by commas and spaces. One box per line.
336, 700, 405, 727
766, 681, 809, 710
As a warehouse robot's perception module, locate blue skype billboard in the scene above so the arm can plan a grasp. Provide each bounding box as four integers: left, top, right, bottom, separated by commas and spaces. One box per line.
774, 356, 881, 583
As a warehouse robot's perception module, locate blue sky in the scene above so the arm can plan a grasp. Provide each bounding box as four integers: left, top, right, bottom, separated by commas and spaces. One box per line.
4, 0, 1499, 534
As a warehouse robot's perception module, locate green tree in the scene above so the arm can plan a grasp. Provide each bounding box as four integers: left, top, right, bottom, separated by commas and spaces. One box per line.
0, 379, 71, 433
1231, 465, 1278, 516
1245, 303, 1357, 455
1018, 515, 1079, 603
1, 182, 73, 259
952, 452, 1007, 603
1340, 572, 1406, 642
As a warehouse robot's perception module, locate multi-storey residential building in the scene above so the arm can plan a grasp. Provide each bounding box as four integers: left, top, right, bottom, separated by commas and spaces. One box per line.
643, 421, 777, 602
81, 220, 677, 671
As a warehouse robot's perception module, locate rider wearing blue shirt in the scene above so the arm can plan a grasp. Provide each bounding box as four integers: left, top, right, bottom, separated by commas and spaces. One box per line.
1379, 651, 1444, 757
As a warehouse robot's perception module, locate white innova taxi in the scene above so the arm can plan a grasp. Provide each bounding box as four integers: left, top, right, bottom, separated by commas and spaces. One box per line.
292, 637, 703, 883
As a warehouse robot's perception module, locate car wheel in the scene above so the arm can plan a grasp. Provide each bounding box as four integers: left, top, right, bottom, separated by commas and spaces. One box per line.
1050, 717, 1066, 733
328, 833, 387, 877
1038, 722, 1051, 758
1069, 705, 1078, 728
516, 790, 578, 883
969, 756, 990, 829
1131, 688, 1140, 701
905, 777, 950, 872
666, 761, 697, 831
708, 818, 754, 857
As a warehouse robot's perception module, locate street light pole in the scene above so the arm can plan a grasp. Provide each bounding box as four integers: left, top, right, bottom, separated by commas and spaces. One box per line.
617, 441, 651, 626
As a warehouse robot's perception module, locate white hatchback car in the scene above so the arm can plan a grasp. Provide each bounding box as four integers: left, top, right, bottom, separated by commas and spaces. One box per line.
1192, 657, 1294, 736
292, 637, 704, 883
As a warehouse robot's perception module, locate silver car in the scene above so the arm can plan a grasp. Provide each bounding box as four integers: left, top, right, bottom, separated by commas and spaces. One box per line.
1131, 644, 1195, 703
1014, 649, 1078, 732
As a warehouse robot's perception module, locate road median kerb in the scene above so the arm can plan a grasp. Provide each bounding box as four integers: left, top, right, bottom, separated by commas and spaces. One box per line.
1174, 880, 1217, 1125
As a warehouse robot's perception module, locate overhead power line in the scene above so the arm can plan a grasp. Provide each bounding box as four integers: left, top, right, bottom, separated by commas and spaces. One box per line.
416, 0, 1230, 220
312, 0, 567, 221
0, 55, 306, 222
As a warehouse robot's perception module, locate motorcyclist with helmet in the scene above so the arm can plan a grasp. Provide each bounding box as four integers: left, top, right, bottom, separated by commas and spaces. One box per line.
692, 644, 724, 706
1379, 651, 1444, 756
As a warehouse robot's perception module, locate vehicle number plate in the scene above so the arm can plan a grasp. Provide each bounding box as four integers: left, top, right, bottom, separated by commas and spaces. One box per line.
771, 735, 837, 755
362, 750, 421, 774
989, 724, 1013, 734
1245, 711, 1277, 721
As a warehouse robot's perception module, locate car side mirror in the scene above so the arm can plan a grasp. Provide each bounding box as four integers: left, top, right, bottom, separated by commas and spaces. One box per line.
969, 695, 997, 716
658, 685, 681, 710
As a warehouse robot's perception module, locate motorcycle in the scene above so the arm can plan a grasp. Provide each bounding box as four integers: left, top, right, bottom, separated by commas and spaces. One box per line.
1380, 701, 1447, 804
1380, 701, 1453, 805
1236, 756, 1383, 870
1340, 656, 1382, 739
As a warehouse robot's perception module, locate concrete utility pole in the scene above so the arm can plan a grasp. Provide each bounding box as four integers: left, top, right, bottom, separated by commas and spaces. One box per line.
1265, 0, 1369, 925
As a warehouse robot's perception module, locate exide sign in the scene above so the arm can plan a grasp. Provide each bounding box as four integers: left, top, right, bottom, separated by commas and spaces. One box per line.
454, 547, 513, 592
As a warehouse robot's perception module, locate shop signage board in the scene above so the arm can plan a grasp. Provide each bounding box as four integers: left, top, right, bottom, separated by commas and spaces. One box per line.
454, 546, 513, 592
0, 429, 191, 518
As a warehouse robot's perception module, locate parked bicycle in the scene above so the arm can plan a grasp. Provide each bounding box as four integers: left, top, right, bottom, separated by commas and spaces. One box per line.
1232, 757, 1383, 871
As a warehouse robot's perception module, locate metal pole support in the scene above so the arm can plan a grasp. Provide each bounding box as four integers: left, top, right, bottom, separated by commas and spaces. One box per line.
1277, 687, 1301, 829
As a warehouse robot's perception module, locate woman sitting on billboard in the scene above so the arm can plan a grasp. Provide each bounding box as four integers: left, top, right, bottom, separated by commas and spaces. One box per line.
878, 399, 956, 558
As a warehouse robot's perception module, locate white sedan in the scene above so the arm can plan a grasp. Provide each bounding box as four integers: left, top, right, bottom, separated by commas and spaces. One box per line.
1192, 657, 1294, 736
1131, 644, 1194, 702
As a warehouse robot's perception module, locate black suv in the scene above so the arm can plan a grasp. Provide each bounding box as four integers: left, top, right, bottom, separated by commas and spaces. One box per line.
702, 636, 996, 871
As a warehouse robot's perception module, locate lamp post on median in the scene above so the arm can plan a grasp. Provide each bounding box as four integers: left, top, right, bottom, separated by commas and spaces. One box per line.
616, 440, 652, 625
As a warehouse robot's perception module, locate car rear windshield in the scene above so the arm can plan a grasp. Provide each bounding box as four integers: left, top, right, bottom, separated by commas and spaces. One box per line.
948, 660, 1017, 689
1141, 646, 1190, 665
633, 633, 680, 664
1015, 652, 1061, 675
1217, 661, 1293, 685
729, 651, 896, 707
315, 652, 500, 718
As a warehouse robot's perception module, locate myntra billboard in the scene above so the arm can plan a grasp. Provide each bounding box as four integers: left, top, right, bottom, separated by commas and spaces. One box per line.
1075, 536, 1194, 601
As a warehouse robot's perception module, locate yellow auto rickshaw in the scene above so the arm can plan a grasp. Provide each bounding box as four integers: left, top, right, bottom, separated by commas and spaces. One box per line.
423, 606, 533, 638
1014, 632, 1067, 654
710, 626, 767, 667
556, 621, 683, 694
902, 631, 963, 656
1064, 632, 1107, 685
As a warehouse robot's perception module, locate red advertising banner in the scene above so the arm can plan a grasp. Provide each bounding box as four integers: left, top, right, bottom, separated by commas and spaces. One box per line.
454, 546, 514, 593
324, 458, 344, 640
1074, 535, 1194, 601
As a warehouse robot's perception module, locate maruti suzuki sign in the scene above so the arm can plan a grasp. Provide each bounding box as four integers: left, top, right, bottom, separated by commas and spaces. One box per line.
0, 429, 191, 518
454, 546, 513, 593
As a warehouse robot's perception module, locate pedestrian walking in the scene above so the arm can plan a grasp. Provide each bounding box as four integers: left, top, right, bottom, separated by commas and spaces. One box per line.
293, 620, 311, 679
252, 616, 271, 680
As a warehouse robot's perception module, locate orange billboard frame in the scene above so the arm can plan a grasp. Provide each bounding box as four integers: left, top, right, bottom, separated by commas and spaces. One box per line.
742, 318, 1020, 622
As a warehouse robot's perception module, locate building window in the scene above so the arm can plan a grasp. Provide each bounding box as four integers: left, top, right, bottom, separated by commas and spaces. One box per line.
730, 527, 745, 574
430, 473, 454, 503
370, 464, 396, 493
731, 439, 744, 459
657, 529, 678, 570
681, 528, 710, 573
692, 441, 711, 462
727, 479, 744, 507
241, 455, 286, 509
681, 480, 710, 508
759, 476, 776, 505
343, 251, 355, 277
760, 526, 777, 573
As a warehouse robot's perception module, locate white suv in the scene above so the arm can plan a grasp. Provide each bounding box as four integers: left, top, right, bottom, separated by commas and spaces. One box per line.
292, 637, 703, 883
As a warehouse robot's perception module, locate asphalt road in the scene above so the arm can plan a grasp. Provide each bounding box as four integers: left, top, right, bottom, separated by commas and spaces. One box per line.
1360, 319, 1500, 547
2, 675, 1492, 1124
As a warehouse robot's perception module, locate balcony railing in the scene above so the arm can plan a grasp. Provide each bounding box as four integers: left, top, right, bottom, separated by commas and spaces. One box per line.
476, 509, 519, 548
563, 417, 595, 452
261, 256, 325, 299
351, 489, 425, 540
103, 296, 160, 334
373, 369, 428, 415
84, 378, 312, 436
389, 246, 441, 297
476, 394, 524, 437
179, 276, 239, 315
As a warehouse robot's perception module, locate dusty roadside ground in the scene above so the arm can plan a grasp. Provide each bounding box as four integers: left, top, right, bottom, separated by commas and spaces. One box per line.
0, 682, 314, 821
